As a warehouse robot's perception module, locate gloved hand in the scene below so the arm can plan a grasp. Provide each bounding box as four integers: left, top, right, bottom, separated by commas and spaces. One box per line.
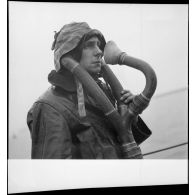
120, 89, 138, 124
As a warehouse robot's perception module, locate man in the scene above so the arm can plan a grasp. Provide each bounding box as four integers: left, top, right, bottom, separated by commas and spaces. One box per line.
27, 22, 151, 159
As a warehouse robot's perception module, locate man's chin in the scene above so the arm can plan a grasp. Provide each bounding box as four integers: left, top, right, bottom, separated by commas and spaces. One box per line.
88, 68, 101, 76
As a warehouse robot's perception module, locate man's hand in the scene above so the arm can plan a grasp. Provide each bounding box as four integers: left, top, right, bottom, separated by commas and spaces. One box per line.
120, 90, 138, 125
120, 90, 135, 104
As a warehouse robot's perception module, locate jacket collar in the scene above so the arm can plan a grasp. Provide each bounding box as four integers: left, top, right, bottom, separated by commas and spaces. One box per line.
48, 69, 103, 93
48, 70, 77, 92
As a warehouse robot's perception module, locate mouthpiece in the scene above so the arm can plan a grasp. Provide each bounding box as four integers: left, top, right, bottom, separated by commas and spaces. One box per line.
104, 41, 123, 65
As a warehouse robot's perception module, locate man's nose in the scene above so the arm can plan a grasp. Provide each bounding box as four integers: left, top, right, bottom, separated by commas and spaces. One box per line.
94, 46, 103, 58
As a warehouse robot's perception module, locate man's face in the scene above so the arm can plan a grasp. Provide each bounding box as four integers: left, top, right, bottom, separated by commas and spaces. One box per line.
79, 36, 103, 76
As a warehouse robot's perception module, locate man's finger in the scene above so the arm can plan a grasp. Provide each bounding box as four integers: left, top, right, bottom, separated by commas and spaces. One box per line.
123, 95, 135, 103
120, 89, 131, 95
120, 92, 133, 100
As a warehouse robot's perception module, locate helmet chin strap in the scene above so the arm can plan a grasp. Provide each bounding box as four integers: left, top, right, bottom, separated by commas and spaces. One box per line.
75, 77, 86, 118
75, 67, 101, 118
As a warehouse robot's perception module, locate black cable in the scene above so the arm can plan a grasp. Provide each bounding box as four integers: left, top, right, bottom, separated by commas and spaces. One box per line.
143, 142, 188, 156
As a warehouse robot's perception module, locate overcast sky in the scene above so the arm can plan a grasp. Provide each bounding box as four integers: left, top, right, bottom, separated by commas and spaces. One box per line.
9, 2, 188, 135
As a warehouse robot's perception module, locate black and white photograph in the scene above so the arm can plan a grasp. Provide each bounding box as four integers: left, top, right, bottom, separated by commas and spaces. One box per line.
7, 1, 188, 194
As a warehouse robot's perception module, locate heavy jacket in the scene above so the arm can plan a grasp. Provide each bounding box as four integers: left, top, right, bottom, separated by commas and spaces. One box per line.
27, 70, 152, 159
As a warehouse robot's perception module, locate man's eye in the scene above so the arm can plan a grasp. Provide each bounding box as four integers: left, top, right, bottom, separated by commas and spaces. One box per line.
83, 41, 101, 50
84, 42, 94, 48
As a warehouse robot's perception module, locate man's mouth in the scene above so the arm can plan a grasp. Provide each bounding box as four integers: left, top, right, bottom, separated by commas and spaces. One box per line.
92, 61, 101, 65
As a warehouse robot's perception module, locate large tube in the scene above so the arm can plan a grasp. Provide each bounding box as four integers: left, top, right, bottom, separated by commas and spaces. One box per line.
102, 41, 157, 158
